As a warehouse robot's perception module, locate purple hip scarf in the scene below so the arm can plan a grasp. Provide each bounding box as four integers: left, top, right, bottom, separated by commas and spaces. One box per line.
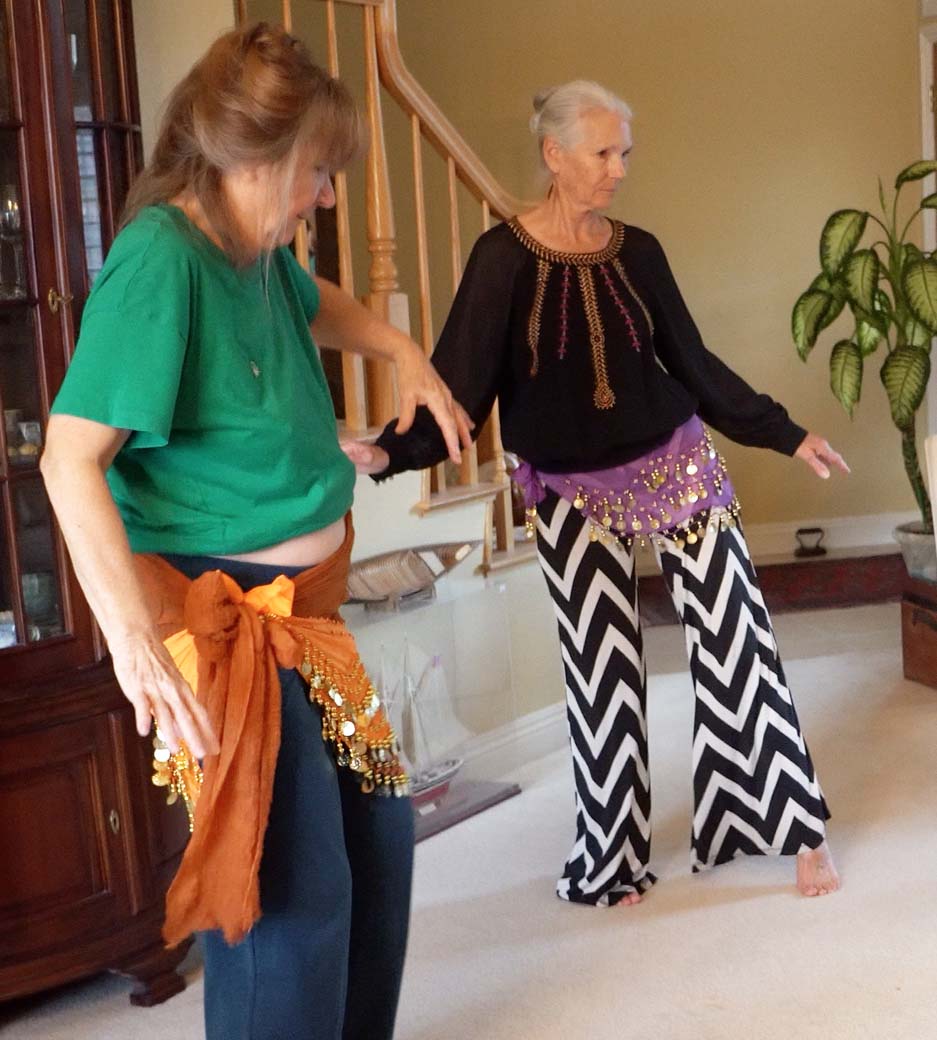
512, 415, 741, 549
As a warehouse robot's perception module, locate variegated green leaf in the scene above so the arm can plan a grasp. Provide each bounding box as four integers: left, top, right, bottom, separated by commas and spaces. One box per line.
855, 304, 888, 337
904, 313, 932, 349
809, 271, 847, 300
820, 210, 868, 278
902, 258, 937, 334
903, 242, 925, 268
922, 192, 937, 210
895, 160, 937, 189
874, 290, 896, 332
808, 273, 846, 330
844, 249, 879, 312
856, 317, 883, 357
880, 346, 930, 429
829, 340, 863, 417
792, 290, 833, 359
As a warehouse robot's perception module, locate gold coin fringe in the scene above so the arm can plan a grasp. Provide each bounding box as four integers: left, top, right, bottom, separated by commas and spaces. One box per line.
152, 623, 409, 831
151, 731, 202, 832
297, 638, 409, 798
523, 429, 742, 551
526, 498, 741, 552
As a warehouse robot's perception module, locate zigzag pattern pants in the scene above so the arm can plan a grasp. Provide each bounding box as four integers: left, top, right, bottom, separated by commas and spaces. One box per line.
535, 491, 830, 907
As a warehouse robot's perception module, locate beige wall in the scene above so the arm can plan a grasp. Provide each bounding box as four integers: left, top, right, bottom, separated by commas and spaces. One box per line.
132, 0, 235, 156
389, 0, 924, 525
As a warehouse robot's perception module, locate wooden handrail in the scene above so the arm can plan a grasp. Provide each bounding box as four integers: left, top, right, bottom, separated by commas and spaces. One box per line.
373, 0, 528, 221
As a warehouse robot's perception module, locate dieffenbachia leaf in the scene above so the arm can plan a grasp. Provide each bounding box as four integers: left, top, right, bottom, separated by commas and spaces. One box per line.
902, 257, 937, 334
792, 290, 833, 360
820, 210, 867, 278
903, 242, 925, 268
904, 313, 932, 349
844, 249, 879, 313
874, 288, 893, 321
856, 317, 883, 357
895, 160, 937, 190
829, 340, 863, 418
880, 346, 930, 429
809, 273, 847, 330
854, 303, 888, 338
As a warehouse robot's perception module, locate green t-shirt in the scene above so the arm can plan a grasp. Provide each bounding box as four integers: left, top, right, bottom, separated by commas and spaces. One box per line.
51, 203, 355, 554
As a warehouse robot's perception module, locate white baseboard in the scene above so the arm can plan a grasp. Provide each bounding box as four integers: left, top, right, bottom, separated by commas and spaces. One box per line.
630, 509, 917, 574
741, 509, 917, 560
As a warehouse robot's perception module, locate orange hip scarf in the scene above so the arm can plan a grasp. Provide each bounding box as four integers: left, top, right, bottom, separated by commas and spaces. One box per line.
133, 515, 408, 948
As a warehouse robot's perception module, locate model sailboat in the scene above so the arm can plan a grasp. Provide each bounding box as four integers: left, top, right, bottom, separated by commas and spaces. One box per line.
379, 640, 468, 804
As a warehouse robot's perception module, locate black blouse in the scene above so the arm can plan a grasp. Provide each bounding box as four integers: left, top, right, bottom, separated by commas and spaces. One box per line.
374, 219, 805, 478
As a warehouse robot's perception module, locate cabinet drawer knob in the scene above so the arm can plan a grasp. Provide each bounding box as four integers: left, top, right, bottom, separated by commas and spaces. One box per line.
47, 288, 74, 314
108, 809, 120, 835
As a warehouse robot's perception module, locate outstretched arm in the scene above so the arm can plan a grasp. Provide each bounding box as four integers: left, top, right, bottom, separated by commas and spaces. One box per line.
349, 230, 520, 479
645, 234, 849, 478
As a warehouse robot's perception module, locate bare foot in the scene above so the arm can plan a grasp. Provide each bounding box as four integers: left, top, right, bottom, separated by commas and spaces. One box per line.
796, 841, 840, 897
616, 891, 642, 907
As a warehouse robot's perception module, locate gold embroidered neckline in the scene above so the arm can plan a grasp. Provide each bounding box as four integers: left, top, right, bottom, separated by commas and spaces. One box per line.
508, 216, 625, 264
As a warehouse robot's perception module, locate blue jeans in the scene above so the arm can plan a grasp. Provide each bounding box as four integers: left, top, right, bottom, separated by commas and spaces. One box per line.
163, 554, 415, 1040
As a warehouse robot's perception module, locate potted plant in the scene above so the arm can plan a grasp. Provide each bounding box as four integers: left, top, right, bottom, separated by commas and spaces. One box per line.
792, 159, 935, 582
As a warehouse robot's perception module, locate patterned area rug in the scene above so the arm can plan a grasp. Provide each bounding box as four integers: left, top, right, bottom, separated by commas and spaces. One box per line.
639, 553, 906, 627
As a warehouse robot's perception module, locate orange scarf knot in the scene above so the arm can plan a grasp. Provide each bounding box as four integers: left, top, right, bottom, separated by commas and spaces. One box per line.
134, 516, 408, 948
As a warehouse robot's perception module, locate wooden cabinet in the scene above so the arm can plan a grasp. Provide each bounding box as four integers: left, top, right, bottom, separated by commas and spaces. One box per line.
903, 576, 937, 690
0, 0, 190, 1007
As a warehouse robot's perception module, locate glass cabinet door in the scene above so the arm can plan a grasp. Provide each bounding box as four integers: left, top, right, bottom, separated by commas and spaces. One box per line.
64, 0, 142, 289
0, 3, 10, 124
0, 4, 65, 652
0, 0, 141, 674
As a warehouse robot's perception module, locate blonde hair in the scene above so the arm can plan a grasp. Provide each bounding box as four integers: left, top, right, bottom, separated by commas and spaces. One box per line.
122, 22, 362, 266
530, 80, 632, 171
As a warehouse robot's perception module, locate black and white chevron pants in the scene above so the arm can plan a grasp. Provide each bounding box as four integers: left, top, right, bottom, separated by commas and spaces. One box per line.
535, 491, 830, 907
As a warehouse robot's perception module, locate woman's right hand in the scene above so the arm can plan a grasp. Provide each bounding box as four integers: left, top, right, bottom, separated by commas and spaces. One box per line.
341, 440, 390, 476
109, 631, 219, 759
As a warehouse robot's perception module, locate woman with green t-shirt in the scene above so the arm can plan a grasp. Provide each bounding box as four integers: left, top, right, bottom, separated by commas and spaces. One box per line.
40, 23, 471, 1040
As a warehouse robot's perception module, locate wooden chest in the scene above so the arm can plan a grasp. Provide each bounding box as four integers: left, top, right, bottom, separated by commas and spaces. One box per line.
902, 576, 937, 689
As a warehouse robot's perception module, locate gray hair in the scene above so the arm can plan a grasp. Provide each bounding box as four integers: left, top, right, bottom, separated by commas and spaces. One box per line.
529, 80, 632, 169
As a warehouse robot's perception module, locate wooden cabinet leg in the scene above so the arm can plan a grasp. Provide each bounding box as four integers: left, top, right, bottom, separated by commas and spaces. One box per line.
113, 937, 194, 1007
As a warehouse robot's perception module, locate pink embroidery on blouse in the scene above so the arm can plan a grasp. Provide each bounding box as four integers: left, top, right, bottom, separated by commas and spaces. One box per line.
558, 265, 572, 360
599, 263, 641, 353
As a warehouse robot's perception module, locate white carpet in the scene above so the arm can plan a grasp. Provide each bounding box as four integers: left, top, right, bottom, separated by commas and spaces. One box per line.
3, 603, 936, 1040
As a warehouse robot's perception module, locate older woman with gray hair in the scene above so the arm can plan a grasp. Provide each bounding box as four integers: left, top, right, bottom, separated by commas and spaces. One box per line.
347, 80, 844, 906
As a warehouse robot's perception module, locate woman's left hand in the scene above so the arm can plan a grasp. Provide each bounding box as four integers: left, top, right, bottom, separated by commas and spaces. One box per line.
794, 433, 850, 479
393, 343, 474, 464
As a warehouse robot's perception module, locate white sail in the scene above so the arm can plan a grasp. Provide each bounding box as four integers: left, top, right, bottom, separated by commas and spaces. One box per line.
378, 639, 470, 789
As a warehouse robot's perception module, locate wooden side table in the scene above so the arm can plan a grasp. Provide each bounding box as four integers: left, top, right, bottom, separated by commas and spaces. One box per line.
902, 575, 937, 689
